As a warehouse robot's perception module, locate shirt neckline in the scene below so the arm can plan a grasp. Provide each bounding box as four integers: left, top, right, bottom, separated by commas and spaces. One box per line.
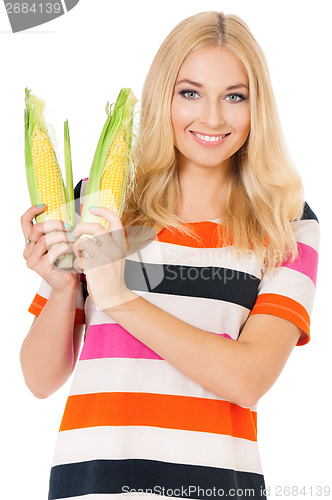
179, 218, 220, 224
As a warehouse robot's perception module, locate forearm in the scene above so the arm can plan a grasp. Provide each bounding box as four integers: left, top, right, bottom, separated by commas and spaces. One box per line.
20, 287, 79, 399
104, 291, 253, 407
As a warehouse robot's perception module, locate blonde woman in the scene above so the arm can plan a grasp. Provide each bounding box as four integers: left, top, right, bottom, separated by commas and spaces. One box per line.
20, 11, 319, 500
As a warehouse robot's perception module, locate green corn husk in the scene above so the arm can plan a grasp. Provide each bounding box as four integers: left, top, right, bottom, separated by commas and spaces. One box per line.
80, 88, 137, 226
24, 88, 75, 269
64, 119, 75, 228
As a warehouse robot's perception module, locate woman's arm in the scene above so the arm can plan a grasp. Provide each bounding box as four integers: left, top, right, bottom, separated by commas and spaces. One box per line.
20, 287, 84, 399
20, 204, 85, 399
105, 291, 301, 407
72, 208, 302, 408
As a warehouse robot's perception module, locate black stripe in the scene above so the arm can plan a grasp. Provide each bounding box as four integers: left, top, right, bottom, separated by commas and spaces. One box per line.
74, 179, 89, 303
74, 178, 88, 303
301, 202, 319, 222
137, 250, 153, 292
49, 458, 266, 499
74, 179, 82, 216
124, 260, 259, 310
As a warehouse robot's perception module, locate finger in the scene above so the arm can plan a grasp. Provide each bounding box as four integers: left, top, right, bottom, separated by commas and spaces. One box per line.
73, 236, 127, 272
73, 236, 97, 252
73, 255, 84, 274
42, 242, 74, 270
72, 222, 111, 254
26, 238, 74, 271
88, 206, 127, 250
72, 249, 99, 273
72, 221, 109, 239
21, 203, 46, 240
23, 229, 74, 261
89, 206, 123, 230
73, 237, 108, 269
74, 229, 127, 265
30, 219, 73, 241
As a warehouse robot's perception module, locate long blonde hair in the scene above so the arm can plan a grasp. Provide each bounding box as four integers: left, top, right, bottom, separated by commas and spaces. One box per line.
122, 11, 304, 271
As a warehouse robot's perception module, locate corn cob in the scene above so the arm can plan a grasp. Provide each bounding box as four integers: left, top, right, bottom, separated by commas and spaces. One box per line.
24, 88, 75, 269
80, 88, 137, 232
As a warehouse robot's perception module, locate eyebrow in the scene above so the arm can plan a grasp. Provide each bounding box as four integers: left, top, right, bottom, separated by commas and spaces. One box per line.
175, 79, 249, 91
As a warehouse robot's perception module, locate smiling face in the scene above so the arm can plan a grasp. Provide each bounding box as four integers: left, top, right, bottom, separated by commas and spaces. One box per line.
171, 46, 251, 173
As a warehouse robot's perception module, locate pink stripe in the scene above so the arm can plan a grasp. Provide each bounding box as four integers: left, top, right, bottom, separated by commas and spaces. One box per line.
80, 323, 162, 361
282, 242, 318, 285
80, 324, 234, 361
213, 333, 234, 340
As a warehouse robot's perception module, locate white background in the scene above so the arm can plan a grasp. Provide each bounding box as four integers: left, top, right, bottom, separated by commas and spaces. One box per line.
1, 0, 331, 498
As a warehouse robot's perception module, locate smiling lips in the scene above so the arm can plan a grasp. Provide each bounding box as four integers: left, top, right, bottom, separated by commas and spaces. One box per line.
190, 130, 231, 147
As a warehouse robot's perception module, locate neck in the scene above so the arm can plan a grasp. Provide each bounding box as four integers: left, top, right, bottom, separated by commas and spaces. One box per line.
176, 156, 230, 214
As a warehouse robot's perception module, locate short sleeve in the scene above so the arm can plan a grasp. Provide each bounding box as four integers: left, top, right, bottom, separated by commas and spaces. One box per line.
27, 178, 89, 325
28, 277, 86, 325
249, 202, 319, 346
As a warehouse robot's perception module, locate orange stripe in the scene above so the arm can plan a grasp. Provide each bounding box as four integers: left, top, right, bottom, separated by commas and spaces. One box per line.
156, 222, 232, 248
28, 293, 47, 315
59, 392, 257, 441
28, 293, 85, 325
155, 222, 270, 249
249, 293, 310, 346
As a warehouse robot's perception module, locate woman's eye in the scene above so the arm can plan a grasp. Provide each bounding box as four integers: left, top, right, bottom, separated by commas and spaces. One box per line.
225, 93, 246, 102
180, 90, 199, 100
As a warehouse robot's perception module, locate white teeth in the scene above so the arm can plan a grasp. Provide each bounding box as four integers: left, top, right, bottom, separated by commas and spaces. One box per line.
193, 132, 227, 142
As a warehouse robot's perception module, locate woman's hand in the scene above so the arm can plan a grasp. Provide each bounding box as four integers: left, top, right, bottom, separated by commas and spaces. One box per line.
72, 206, 135, 310
21, 204, 79, 293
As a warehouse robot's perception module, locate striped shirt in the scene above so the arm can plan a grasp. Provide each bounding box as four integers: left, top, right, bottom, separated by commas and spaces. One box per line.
28, 179, 319, 499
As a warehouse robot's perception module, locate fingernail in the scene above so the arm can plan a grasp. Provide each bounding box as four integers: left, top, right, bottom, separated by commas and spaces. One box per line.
64, 222, 72, 229
70, 231, 77, 240
37, 203, 45, 208
89, 206, 98, 210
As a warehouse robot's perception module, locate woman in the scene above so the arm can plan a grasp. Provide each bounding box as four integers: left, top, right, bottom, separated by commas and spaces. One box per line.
20, 11, 319, 500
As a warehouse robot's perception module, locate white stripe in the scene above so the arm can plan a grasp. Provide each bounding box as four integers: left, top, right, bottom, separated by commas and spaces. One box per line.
290, 219, 320, 252
85, 293, 251, 339
35, 278, 52, 299
32, 277, 84, 310
52, 425, 262, 474
68, 358, 257, 412
258, 266, 316, 314
128, 239, 263, 278
59, 0, 68, 13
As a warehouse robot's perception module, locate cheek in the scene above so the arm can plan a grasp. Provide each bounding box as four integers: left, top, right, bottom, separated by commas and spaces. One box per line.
171, 98, 194, 133
229, 107, 251, 136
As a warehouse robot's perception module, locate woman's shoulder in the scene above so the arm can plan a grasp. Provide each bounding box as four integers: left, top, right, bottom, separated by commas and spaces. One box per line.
290, 201, 320, 251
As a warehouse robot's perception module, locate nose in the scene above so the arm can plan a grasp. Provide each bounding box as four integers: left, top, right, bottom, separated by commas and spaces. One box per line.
200, 98, 225, 129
